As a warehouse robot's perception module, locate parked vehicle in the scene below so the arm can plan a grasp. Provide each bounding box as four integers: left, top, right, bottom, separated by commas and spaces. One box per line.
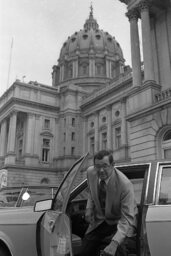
0, 186, 58, 208
0, 153, 170, 256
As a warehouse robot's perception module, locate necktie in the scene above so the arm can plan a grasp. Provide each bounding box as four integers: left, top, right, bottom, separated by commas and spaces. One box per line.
98, 180, 106, 214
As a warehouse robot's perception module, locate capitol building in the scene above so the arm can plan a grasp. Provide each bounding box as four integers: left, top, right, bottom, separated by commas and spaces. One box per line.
0, 0, 171, 186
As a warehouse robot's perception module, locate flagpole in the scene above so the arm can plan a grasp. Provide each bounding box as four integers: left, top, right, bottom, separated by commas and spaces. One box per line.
6, 37, 13, 89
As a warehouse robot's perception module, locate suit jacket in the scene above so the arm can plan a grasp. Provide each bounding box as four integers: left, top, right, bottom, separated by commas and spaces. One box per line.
86, 166, 138, 245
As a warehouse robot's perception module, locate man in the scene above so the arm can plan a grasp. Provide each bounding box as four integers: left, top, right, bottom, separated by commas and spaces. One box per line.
80, 150, 138, 256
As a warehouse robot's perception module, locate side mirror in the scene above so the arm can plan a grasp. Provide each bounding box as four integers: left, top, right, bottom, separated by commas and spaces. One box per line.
34, 199, 52, 212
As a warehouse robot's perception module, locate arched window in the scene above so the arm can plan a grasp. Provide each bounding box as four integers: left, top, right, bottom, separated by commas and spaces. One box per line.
82, 64, 88, 75
41, 177, 50, 184
162, 130, 171, 159
96, 63, 104, 76
79, 62, 88, 76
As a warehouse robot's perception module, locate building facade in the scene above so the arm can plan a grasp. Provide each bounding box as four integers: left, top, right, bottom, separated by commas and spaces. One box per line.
0, 0, 171, 186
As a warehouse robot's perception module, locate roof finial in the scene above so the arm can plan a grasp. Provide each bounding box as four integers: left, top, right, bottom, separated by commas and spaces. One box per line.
84, 2, 99, 31
90, 2, 93, 17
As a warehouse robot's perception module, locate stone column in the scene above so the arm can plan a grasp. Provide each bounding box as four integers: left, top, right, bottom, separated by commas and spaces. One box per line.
72, 61, 75, 78
59, 65, 62, 82
109, 61, 112, 78
6, 112, 17, 153
60, 64, 64, 81
139, 0, 155, 82
126, 9, 142, 87
25, 113, 39, 166
89, 58, 92, 76
5, 112, 17, 164
75, 58, 78, 77
121, 98, 127, 146
54, 117, 60, 157
72, 59, 78, 78
25, 113, 35, 155
89, 56, 95, 77
34, 114, 41, 156
0, 119, 7, 157
119, 60, 124, 75
106, 105, 112, 150
82, 117, 88, 154
94, 112, 99, 153
105, 58, 110, 78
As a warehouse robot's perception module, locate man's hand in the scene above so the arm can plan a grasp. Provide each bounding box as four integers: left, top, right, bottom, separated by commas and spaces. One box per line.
85, 208, 94, 224
103, 240, 118, 256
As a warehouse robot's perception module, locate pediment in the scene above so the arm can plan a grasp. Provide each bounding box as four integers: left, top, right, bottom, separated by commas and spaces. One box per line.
40, 131, 54, 137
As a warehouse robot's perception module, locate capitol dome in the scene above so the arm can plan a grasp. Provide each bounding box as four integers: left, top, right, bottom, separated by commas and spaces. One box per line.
52, 6, 126, 88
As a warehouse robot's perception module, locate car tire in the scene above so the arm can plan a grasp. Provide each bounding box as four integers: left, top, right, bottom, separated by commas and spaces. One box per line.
0, 247, 10, 256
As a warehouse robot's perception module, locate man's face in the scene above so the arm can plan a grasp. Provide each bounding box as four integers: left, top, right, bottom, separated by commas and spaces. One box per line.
94, 155, 113, 181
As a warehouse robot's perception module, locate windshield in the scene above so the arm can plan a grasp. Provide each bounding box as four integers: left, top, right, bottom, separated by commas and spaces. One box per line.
0, 188, 21, 207
0, 187, 58, 207
21, 187, 58, 207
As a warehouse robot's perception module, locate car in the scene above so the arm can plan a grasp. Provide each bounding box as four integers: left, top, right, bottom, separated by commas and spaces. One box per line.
0, 153, 170, 256
0, 186, 58, 208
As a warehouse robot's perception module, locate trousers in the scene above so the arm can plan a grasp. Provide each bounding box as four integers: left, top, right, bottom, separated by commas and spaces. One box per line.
78, 221, 132, 256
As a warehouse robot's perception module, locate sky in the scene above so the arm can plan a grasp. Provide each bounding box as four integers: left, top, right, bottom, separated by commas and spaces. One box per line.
0, 0, 131, 97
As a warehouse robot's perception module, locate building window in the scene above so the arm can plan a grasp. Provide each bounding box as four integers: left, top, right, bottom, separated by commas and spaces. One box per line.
71, 132, 75, 141
162, 130, 171, 159
68, 65, 73, 78
19, 149, 22, 157
115, 127, 121, 149
80, 63, 88, 76
44, 119, 50, 129
102, 116, 106, 123
115, 110, 120, 117
90, 121, 94, 128
20, 121, 24, 129
111, 63, 116, 78
64, 118, 66, 127
102, 132, 107, 150
41, 177, 49, 184
42, 138, 50, 162
19, 139, 23, 148
96, 63, 104, 76
72, 118, 75, 127
18, 138, 23, 158
82, 64, 88, 75
64, 132, 66, 141
71, 147, 75, 155
90, 136, 95, 154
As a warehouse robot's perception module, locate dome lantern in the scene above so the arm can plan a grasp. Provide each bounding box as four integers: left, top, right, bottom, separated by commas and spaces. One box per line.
84, 4, 99, 31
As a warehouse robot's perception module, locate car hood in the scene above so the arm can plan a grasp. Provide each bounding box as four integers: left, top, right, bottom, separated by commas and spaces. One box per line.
0, 206, 43, 225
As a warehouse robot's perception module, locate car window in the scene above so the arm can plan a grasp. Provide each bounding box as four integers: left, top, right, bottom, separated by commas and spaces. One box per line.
72, 186, 89, 201
71, 177, 143, 205
130, 178, 144, 204
158, 166, 171, 205
53, 155, 88, 211
21, 187, 57, 207
0, 188, 21, 207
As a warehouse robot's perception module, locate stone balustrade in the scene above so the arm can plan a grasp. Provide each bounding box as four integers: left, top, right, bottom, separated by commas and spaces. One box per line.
155, 88, 171, 103
82, 72, 132, 105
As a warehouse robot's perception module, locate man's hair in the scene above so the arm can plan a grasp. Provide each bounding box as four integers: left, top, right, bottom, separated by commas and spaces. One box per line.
94, 150, 114, 165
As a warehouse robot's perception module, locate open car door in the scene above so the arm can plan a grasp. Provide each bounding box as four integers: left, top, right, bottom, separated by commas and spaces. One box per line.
36, 153, 89, 256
